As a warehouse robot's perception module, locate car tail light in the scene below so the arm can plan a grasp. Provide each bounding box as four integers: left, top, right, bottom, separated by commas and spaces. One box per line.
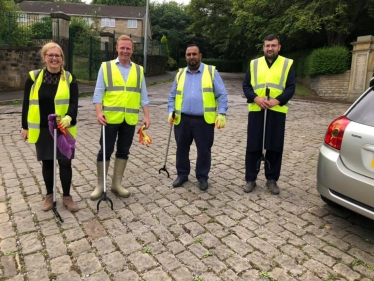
324, 116, 350, 150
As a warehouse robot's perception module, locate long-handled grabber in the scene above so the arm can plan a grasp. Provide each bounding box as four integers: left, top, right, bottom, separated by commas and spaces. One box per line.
256, 87, 271, 171
97, 124, 113, 212
52, 118, 63, 223
159, 112, 175, 178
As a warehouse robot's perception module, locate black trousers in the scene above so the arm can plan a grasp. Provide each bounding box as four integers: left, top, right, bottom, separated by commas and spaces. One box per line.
97, 121, 136, 161
174, 114, 214, 181
245, 150, 283, 182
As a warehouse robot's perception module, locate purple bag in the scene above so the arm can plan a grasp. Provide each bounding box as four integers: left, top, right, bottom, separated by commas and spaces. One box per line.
48, 114, 76, 159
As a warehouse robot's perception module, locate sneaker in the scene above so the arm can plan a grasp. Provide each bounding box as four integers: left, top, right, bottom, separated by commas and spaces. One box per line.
266, 180, 280, 195
243, 181, 256, 193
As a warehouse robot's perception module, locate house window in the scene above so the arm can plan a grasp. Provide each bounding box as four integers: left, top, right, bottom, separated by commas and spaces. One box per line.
101, 18, 115, 27
127, 20, 137, 29
17, 14, 27, 23
85, 17, 94, 26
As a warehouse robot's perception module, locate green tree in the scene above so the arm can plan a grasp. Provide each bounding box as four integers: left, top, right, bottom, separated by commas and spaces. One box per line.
151, 1, 199, 60
187, 0, 247, 59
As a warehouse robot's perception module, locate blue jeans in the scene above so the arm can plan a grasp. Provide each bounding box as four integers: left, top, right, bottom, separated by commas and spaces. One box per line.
97, 122, 136, 161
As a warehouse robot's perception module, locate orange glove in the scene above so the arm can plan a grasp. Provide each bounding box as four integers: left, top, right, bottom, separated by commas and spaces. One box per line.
137, 125, 152, 146
56, 116, 67, 135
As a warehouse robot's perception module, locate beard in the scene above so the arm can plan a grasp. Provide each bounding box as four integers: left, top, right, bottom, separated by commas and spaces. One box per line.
265, 51, 278, 60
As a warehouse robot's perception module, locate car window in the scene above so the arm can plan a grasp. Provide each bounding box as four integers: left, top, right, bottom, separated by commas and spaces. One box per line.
346, 88, 374, 127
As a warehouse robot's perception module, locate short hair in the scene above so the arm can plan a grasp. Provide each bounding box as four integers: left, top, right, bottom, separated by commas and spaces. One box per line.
264, 34, 280, 44
186, 44, 200, 53
117, 35, 134, 48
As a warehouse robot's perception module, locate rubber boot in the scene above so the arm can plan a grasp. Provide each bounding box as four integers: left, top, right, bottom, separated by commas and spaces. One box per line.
111, 158, 130, 198
90, 161, 109, 201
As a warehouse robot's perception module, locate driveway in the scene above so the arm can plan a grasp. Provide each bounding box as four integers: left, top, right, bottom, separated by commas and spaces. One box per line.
1, 74, 373, 281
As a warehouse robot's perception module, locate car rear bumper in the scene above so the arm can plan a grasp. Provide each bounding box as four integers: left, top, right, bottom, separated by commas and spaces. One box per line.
317, 143, 374, 220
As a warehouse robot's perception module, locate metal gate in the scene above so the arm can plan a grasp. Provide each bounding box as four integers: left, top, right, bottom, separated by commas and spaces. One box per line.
68, 29, 115, 81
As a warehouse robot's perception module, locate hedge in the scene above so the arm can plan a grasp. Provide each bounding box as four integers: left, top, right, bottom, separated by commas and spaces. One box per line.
307, 46, 351, 76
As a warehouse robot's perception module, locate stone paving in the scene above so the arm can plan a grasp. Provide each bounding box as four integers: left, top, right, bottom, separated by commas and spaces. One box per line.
1, 73, 374, 281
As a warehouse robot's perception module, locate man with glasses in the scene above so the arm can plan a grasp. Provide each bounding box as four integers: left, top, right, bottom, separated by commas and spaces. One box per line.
242, 34, 295, 195
167, 44, 228, 191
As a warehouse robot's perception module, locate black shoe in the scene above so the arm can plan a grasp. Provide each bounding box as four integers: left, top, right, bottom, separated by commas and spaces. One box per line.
199, 180, 209, 191
243, 181, 256, 193
172, 177, 188, 188
266, 180, 280, 195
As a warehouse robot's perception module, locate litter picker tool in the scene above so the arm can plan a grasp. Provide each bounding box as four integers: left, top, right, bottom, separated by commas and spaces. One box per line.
159, 112, 175, 178
256, 87, 271, 171
52, 117, 63, 223
97, 123, 113, 212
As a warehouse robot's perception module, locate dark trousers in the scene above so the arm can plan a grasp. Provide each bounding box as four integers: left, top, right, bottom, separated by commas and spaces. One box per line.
245, 150, 283, 182
42, 159, 72, 196
97, 122, 136, 161
174, 114, 214, 181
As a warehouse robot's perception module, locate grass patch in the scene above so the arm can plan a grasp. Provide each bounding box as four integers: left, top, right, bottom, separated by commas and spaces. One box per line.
295, 82, 316, 97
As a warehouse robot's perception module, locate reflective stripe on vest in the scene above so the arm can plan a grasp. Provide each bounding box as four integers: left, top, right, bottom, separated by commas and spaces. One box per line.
102, 60, 142, 125
27, 69, 75, 143
174, 64, 216, 125
249, 56, 293, 113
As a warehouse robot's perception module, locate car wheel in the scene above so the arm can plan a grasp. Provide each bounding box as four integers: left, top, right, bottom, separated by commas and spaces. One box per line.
320, 195, 339, 207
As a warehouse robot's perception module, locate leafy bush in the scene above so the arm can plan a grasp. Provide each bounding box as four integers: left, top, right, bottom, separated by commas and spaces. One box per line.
307, 46, 350, 76
166, 57, 177, 70
286, 50, 313, 77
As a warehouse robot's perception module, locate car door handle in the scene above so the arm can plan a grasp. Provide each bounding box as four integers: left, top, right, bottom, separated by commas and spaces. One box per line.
362, 144, 374, 152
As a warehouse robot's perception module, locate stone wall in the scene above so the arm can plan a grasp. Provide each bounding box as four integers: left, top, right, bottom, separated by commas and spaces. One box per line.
298, 71, 351, 101
0, 46, 42, 90
0, 46, 165, 90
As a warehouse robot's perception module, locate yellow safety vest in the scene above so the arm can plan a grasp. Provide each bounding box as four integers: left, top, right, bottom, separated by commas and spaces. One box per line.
27, 69, 76, 144
174, 64, 216, 125
249, 56, 293, 113
102, 60, 143, 125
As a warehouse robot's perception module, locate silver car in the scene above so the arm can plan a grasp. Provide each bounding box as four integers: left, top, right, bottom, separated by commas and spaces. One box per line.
317, 77, 374, 220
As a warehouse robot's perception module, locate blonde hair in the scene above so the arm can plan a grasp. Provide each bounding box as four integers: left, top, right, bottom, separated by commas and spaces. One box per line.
117, 35, 134, 49
41, 42, 66, 81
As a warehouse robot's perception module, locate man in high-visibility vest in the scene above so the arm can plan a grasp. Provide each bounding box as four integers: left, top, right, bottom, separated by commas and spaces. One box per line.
242, 34, 295, 195
167, 44, 228, 191
90, 35, 150, 200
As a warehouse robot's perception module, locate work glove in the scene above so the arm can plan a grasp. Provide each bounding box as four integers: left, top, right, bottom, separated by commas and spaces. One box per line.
168, 112, 179, 124
58, 115, 72, 129
137, 125, 153, 146
215, 114, 226, 129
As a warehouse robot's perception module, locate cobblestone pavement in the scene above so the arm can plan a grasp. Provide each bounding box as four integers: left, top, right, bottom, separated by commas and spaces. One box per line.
1, 73, 374, 281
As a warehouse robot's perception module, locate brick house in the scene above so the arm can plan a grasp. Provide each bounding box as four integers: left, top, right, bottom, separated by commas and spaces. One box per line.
19, 1, 152, 40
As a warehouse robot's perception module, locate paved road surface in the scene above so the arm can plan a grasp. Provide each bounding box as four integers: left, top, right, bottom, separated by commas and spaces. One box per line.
0, 73, 373, 281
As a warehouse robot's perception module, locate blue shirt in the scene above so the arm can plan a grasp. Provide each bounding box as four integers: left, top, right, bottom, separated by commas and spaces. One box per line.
167, 63, 228, 116
93, 58, 149, 107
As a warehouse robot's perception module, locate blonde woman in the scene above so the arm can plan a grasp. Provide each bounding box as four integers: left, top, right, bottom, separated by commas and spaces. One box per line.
21, 42, 79, 212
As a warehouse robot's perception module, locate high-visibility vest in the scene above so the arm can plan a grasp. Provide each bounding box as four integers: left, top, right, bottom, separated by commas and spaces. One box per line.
27, 69, 76, 143
102, 60, 143, 125
174, 64, 216, 125
249, 56, 293, 113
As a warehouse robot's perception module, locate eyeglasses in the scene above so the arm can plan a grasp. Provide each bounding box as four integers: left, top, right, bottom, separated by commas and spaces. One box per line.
45, 54, 62, 59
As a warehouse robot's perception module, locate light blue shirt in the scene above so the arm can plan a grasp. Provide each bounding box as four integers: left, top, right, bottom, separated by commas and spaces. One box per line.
167, 63, 228, 116
92, 58, 149, 107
